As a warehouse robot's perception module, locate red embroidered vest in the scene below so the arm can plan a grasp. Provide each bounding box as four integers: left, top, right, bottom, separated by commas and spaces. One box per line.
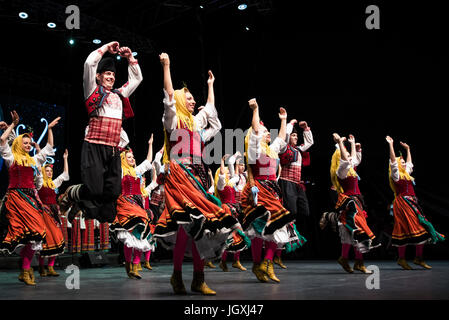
218, 185, 236, 204
251, 154, 277, 181
121, 175, 141, 196
85, 85, 134, 119
38, 186, 57, 205
169, 127, 204, 163
338, 176, 361, 196
394, 179, 416, 197
8, 164, 35, 189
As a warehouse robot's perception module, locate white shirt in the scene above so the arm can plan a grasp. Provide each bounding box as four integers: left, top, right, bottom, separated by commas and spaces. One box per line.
389, 160, 413, 182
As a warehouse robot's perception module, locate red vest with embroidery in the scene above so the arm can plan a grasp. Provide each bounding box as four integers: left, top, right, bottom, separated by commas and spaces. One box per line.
8, 163, 35, 189
121, 175, 141, 196
38, 186, 57, 205
218, 185, 236, 204
251, 154, 277, 181
169, 126, 204, 162
338, 176, 361, 196
85, 85, 134, 119
394, 179, 416, 197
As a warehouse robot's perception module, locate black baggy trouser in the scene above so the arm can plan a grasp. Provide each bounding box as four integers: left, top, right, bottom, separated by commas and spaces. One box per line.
79, 141, 122, 223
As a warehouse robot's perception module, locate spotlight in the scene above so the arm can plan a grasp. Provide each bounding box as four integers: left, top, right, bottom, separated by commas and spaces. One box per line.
245, 26, 250, 31
116, 56, 121, 60
238, 3, 247, 10
68, 39, 75, 45
200, 5, 204, 9
132, 52, 138, 57
18, 12, 28, 19
93, 39, 102, 44
47, 22, 56, 28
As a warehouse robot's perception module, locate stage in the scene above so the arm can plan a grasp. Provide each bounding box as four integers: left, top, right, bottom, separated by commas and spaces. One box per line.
1, 260, 448, 300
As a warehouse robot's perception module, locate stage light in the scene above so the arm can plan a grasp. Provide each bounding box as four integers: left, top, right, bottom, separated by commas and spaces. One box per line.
19, 12, 28, 19
200, 5, 204, 9
132, 52, 138, 57
238, 3, 247, 10
116, 56, 121, 60
245, 26, 250, 31
93, 39, 101, 44
47, 22, 56, 28
68, 39, 75, 45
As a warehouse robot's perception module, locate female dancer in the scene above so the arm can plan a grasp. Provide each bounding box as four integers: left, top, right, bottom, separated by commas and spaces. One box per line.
241, 99, 305, 283
330, 133, 379, 274
215, 152, 249, 272
154, 53, 239, 295
37, 149, 69, 277
386, 136, 444, 269
109, 135, 155, 279
0, 112, 58, 285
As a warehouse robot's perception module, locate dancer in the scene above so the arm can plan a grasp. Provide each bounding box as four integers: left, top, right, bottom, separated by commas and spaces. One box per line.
37, 148, 70, 277
330, 133, 379, 274
241, 99, 305, 283
215, 152, 249, 272
0, 112, 57, 285
154, 53, 239, 295
277, 119, 314, 268
386, 136, 444, 269
109, 135, 155, 279
59, 41, 143, 223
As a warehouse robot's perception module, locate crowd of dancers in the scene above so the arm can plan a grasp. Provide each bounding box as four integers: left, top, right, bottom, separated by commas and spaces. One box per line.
0, 41, 445, 294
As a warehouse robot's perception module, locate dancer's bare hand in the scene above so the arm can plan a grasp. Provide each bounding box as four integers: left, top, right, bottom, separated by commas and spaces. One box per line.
298, 121, 308, 129
207, 70, 215, 86
63, 149, 69, 159
106, 41, 120, 54
400, 141, 410, 150
279, 107, 287, 120
0, 121, 7, 130
348, 134, 355, 145
48, 117, 61, 129
248, 98, 258, 110
11, 110, 20, 126
159, 53, 170, 67
386, 136, 393, 144
119, 47, 132, 59
149, 134, 154, 145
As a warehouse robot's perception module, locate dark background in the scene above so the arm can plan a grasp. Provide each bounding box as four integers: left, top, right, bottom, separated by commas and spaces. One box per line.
0, 0, 448, 260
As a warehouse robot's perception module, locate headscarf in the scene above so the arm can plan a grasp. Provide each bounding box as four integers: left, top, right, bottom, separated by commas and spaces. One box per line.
141, 177, 149, 198
42, 164, 56, 189
213, 167, 235, 200
330, 148, 358, 194
389, 156, 414, 196
120, 150, 137, 178
163, 87, 196, 165
11, 134, 36, 167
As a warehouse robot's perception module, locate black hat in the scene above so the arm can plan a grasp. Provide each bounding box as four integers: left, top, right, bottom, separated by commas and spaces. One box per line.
97, 57, 116, 74
291, 125, 298, 135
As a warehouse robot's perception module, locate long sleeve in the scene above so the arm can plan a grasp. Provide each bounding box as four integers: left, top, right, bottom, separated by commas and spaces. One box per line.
216, 173, 227, 191
83, 48, 104, 99
152, 151, 163, 176
53, 172, 70, 189
162, 89, 178, 133
145, 181, 159, 194
228, 155, 236, 178
135, 159, 152, 176
196, 102, 222, 143
247, 129, 263, 164
336, 159, 352, 180
269, 137, 287, 154
33, 143, 56, 167
405, 162, 413, 175
299, 128, 314, 152
389, 159, 400, 182
35, 172, 43, 190
0, 142, 14, 167
117, 61, 143, 98
353, 151, 362, 167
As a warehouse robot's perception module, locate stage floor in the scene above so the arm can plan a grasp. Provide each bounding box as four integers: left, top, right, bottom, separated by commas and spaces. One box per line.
1, 260, 448, 300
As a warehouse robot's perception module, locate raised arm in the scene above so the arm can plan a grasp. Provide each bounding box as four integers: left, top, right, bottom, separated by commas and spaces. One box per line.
249, 98, 260, 134
83, 41, 119, 98
63, 149, 69, 175
0, 111, 19, 146
333, 133, 349, 162
386, 136, 396, 163
117, 46, 143, 97
400, 141, 412, 164
348, 134, 357, 160
206, 70, 215, 106
146, 134, 154, 163
277, 107, 287, 141
46, 117, 61, 147
159, 53, 174, 100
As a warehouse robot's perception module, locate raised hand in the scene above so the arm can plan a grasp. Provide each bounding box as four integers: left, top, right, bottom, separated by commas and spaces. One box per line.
222, 154, 230, 162
385, 136, 394, 144
400, 141, 410, 150
278, 107, 287, 120
118, 46, 132, 59
148, 133, 154, 145
63, 149, 69, 159
207, 70, 215, 86
48, 117, 61, 129
333, 133, 341, 143
348, 134, 355, 144
159, 52, 170, 67
298, 121, 308, 129
248, 98, 258, 110
0, 121, 7, 130
106, 41, 120, 54
11, 110, 20, 126
289, 119, 298, 126
355, 143, 362, 152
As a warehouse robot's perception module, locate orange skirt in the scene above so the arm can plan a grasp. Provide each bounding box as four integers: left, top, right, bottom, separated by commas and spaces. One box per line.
0, 189, 46, 254
40, 205, 65, 257
110, 195, 151, 240
154, 161, 239, 255
336, 193, 375, 240
240, 180, 294, 236
391, 196, 430, 246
